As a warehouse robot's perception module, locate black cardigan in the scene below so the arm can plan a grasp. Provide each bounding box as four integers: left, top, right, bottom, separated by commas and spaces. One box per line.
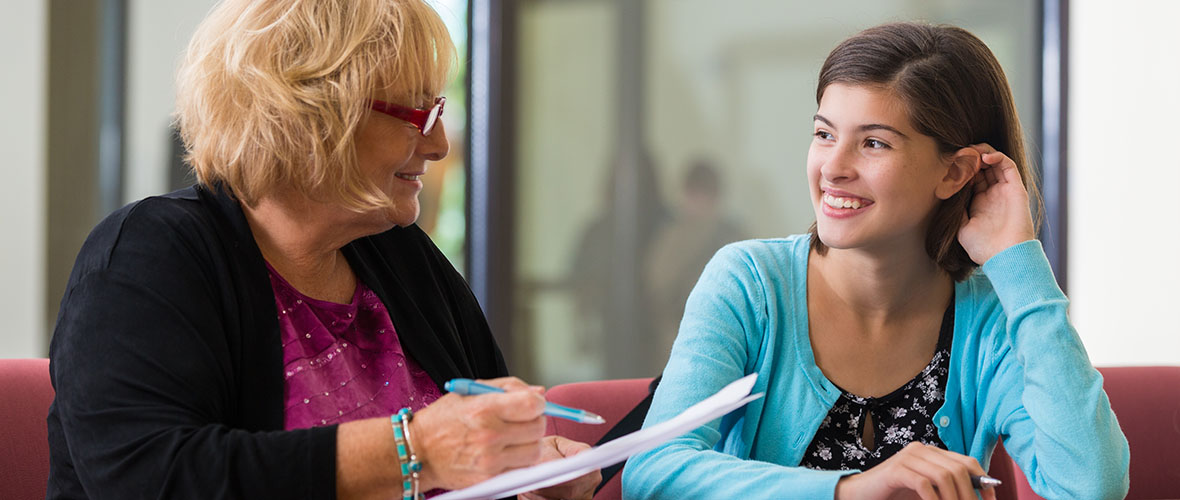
46, 184, 508, 499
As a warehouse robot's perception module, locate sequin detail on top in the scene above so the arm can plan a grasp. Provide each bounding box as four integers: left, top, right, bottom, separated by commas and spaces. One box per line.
267, 263, 442, 430
800, 301, 954, 471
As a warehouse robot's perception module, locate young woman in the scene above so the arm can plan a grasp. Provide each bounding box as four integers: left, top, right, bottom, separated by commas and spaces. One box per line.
623, 22, 1129, 500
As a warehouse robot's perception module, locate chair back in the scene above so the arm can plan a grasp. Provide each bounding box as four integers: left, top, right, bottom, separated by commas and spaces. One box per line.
986, 442, 1021, 500
995, 365, 1180, 500
548, 367, 1180, 500
0, 358, 54, 500
544, 378, 654, 500
1097, 366, 1180, 499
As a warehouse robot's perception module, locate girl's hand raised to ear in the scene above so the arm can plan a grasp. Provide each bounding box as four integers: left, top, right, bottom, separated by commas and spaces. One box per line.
957, 143, 1037, 265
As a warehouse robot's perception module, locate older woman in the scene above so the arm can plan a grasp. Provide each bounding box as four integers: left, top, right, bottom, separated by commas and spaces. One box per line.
46, 1, 598, 499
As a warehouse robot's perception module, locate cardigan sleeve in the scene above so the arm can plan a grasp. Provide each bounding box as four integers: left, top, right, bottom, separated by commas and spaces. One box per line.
979, 240, 1130, 499
48, 202, 337, 500
622, 244, 852, 500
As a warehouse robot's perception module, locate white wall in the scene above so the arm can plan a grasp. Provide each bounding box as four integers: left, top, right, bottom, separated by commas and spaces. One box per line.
1069, 0, 1180, 365
0, 0, 47, 358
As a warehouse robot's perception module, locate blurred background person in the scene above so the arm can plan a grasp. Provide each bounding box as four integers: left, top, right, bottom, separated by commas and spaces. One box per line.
566, 151, 669, 377
644, 159, 746, 367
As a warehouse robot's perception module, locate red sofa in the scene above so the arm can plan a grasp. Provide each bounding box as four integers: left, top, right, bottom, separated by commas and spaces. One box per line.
0, 358, 54, 500
545, 366, 1180, 500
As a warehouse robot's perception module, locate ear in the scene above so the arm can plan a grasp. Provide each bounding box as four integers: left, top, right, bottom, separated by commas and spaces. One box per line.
935, 147, 982, 200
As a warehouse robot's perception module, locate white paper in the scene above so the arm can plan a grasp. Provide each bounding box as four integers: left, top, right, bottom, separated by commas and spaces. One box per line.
433, 374, 762, 500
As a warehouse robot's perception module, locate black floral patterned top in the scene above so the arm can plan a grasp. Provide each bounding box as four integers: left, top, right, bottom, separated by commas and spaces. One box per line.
800, 301, 954, 471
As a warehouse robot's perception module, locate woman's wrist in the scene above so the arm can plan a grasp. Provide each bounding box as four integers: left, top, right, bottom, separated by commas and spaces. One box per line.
406, 416, 438, 492
984, 234, 1037, 265
336, 417, 407, 500
833, 473, 860, 500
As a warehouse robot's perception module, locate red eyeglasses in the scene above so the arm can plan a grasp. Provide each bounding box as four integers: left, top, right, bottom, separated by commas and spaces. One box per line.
369, 96, 446, 136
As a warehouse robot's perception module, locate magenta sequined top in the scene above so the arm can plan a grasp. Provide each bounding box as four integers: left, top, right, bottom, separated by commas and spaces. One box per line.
268, 264, 442, 430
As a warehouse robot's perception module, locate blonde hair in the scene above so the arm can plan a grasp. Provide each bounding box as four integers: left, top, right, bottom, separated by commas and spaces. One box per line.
175, 0, 455, 210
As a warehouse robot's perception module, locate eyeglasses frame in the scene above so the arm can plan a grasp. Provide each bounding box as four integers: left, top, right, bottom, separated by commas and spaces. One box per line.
368, 96, 446, 136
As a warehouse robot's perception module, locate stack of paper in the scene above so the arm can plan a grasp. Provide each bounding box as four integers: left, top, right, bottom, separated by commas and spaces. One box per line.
435, 374, 762, 500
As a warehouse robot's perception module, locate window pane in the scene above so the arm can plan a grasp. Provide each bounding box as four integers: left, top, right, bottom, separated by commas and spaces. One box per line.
512, 0, 1041, 384
422, 0, 469, 273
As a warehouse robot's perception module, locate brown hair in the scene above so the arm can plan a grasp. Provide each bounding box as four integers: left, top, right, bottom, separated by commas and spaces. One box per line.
809, 22, 1041, 281
175, 0, 455, 211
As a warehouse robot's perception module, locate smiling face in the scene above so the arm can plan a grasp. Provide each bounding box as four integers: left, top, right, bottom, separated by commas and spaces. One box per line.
807, 83, 953, 253
352, 103, 450, 230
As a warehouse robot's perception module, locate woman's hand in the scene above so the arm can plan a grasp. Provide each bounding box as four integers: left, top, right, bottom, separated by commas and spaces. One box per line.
411, 377, 549, 491
957, 143, 1037, 265
517, 436, 601, 500
834, 443, 996, 500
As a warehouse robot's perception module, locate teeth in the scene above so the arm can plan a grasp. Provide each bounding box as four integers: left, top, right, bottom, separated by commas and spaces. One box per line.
396, 173, 421, 181
823, 193, 867, 209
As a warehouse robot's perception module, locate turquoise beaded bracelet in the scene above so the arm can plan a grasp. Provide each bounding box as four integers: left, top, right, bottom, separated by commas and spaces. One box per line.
392, 408, 422, 500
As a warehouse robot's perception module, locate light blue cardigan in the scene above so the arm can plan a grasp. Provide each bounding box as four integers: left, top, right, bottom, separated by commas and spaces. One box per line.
622, 236, 1129, 500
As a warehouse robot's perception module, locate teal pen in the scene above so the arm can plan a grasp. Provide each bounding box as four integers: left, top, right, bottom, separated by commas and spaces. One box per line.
444, 378, 606, 425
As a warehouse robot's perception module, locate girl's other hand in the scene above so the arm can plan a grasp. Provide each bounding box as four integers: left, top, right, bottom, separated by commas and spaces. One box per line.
834, 442, 997, 500
517, 435, 601, 500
